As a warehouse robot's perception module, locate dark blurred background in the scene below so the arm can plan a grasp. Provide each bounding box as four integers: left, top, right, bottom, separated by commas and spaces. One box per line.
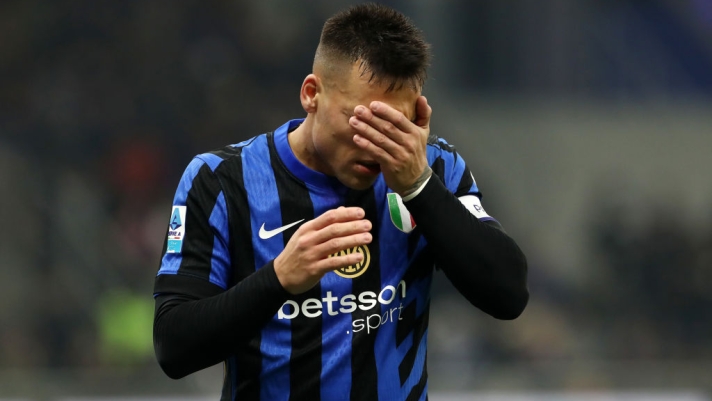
1, 0, 711, 399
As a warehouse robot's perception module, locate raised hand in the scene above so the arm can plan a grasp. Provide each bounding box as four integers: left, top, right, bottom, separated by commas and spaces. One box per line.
349, 96, 433, 196
273, 206, 372, 295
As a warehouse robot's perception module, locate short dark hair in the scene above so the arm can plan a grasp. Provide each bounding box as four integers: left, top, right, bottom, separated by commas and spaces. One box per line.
316, 3, 431, 92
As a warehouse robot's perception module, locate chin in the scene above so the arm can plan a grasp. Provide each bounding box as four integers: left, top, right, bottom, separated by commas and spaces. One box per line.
339, 175, 378, 190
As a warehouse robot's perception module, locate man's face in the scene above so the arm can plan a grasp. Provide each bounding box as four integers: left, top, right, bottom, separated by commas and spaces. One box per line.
310, 63, 420, 190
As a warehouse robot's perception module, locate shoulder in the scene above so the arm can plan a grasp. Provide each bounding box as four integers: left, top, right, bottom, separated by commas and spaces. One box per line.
426, 134, 458, 162
424, 134, 478, 195
426, 134, 456, 154
425, 134, 461, 166
190, 133, 268, 172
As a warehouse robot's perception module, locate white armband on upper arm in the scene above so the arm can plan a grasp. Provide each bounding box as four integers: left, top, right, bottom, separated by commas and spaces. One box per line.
458, 195, 491, 219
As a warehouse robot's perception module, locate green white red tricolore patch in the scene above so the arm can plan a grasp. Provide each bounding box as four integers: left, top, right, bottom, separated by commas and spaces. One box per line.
387, 193, 416, 233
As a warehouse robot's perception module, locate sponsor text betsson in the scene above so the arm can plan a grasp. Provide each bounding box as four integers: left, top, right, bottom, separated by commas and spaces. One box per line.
278, 280, 406, 334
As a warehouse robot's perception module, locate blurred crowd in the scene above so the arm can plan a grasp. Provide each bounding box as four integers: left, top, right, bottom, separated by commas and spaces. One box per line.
1, 0, 711, 384
0, 0, 415, 370
427, 198, 712, 368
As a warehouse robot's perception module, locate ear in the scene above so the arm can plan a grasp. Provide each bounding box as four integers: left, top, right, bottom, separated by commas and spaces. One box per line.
300, 74, 320, 113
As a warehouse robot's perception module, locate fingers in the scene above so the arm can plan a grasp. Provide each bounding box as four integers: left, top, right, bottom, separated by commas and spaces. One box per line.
351, 128, 398, 165
301, 210, 372, 255
291, 208, 372, 277
413, 96, 431, 128
349, 99, 429, 160
350, 109, 405, 161
315, 226, 372, 272
309, 218, 372, 245
275, 206, 372, 294
297, 206, 372, 259
313, 247, 366, 271
368, 101, 413, 132
312, 229, 372, 259
303, 206, 365, 231
351, 103, 409, 145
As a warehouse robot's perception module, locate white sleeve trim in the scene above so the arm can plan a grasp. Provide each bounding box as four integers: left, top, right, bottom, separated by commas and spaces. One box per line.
401, 175, 432, 202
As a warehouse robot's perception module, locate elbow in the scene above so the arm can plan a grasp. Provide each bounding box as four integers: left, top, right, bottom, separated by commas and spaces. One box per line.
155, 345, 191, 380
160, 364, 190, 380
154, 322, 192, 380
490, 286, 529, 320
153, 303, 195, 380
495, 248, 529, 320
487, 256, 529, 320
468, 283, 529, 320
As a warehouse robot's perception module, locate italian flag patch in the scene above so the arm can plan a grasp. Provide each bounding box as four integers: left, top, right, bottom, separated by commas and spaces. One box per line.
387, 192, 416, 233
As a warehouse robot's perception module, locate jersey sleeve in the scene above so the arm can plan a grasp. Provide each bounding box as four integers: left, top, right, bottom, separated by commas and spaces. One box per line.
408, 138, 529, 319
428, 136, 497, 223
154, 155, 231, 298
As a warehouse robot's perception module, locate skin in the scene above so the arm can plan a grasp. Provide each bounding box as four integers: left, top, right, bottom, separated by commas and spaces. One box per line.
274, 60, 433, 294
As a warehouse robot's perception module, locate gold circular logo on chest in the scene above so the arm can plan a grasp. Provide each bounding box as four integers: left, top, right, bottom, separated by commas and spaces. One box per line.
332, 244, 371, 279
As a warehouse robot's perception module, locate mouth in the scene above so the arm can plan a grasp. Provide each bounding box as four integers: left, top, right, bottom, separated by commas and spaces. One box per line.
355, 161, 381, 175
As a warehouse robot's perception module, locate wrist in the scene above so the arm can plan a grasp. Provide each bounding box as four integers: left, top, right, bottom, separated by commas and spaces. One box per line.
400, 166, 432, 201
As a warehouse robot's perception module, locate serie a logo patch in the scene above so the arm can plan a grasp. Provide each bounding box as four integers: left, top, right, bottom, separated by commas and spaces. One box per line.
166, 205, 187, 253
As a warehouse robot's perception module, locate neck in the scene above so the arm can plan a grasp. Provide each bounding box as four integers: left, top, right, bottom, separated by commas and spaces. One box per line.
287, 115, 323, 173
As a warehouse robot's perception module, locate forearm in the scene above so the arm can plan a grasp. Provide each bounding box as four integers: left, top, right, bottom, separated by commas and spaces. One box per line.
404, 177, 529, 319
153, 261, 290, 379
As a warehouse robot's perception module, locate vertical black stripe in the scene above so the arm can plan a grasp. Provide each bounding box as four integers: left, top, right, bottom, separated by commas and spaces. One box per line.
405, 357, 428, 401
268, 134, 322, 401
179, 164, 223, 281
235, 338, 263, 400
407, 227, 422, 259
430, 156, 446, 183
213, 145, 254, 283
455, 164, 475, 196
397, 252, 432, 389
347, 188, 380, 401
398, 302, 430, 386
214, 145, 261, 401
396, 301, 416, 348
401, 251, 434, 294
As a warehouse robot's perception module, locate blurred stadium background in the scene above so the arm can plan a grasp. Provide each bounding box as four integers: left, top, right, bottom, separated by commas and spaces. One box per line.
1, 0, 711, 399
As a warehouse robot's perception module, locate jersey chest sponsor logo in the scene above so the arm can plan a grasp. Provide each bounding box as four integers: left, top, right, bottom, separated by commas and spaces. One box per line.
331, 244, 370, 278
277, 279, 407, 335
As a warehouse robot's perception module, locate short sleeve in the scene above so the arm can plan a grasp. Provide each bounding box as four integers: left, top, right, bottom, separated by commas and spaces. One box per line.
155, 156, 231, 297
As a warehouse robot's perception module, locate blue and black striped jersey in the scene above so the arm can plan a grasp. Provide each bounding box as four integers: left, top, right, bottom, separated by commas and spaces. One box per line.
155, 118, 495, 401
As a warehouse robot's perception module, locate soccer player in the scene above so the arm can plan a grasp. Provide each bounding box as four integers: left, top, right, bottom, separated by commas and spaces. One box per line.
153, 3, 528, 400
